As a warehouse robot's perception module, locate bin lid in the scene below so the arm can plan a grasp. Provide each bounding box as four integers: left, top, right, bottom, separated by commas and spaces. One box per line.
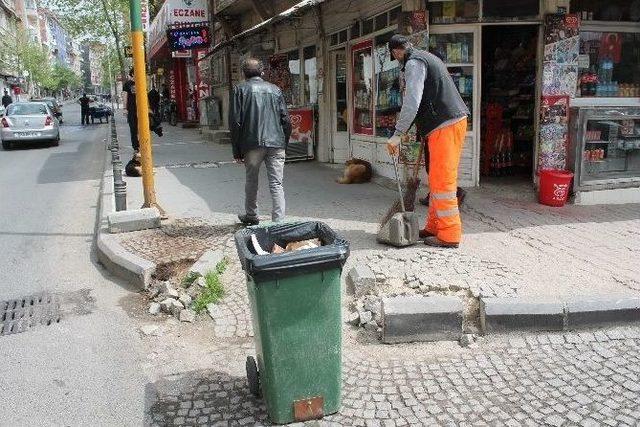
234, 221, 350, 281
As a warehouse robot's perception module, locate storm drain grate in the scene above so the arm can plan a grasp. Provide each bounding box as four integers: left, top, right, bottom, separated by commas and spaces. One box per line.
0, 292, 62, 336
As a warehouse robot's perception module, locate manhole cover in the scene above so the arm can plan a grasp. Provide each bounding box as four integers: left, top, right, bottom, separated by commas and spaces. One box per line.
0, 292, 61, 336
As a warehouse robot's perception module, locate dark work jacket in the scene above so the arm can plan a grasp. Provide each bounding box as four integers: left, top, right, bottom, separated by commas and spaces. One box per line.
403, 48, 469, 138
229, 77, 291, 159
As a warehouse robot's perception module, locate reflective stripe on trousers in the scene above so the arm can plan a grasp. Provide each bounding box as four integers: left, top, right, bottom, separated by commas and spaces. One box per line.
425, 119, 467, 244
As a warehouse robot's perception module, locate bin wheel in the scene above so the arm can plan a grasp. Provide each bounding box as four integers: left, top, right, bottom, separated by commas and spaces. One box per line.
246, 356, 261, 398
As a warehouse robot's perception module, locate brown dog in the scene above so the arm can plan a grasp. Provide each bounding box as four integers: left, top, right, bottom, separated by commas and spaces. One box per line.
336, 158, 373, 184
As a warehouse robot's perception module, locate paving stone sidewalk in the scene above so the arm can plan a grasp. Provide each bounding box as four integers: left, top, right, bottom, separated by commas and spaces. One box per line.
111, 119, 640, 425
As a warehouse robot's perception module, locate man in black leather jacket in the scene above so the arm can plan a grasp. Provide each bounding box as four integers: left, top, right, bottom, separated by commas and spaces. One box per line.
230, 58, 292, 225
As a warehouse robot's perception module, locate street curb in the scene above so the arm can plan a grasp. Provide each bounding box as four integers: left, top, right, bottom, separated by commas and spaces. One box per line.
479, 295, 640, 334
95, 133, 156, 289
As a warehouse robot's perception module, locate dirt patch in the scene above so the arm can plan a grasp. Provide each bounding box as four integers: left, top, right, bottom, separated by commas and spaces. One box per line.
153, 259, 193, 282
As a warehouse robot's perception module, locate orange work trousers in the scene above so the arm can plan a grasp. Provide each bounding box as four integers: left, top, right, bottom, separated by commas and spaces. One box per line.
425, 118, 467, 244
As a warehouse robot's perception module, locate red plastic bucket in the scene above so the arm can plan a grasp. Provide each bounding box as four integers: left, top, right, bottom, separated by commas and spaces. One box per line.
539, 169, 574, 207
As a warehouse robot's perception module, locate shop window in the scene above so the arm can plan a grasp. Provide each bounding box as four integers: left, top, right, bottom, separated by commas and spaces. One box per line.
577, 31, 640, 98
287, 50, 302, 107
303, 46, 318, 105
429, 33, 475, 131
352, 40, 374, 135
428, 0, 479, 24
266, 50, 301, 107
329, 29, 348, 46
570, 0, 640, 22
580, 116, 640, 182
330, 33, 339, 46
482, 0, 539, 21
374, 32, 402, 138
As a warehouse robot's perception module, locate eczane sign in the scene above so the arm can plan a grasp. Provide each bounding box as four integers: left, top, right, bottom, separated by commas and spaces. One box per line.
148, 0, 209, 57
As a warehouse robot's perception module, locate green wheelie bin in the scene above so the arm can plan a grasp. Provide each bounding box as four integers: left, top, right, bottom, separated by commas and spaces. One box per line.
235, 221, 350, 424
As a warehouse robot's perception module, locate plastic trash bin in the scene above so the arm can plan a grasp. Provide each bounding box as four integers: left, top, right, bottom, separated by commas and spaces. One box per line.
539, 169, 574, 207
234, 221, 349, 424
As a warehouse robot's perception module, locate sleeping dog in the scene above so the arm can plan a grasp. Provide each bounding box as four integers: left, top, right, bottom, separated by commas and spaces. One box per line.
336, 158, 373, 184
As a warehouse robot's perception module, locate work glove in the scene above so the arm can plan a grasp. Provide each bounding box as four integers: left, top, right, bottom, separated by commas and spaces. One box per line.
386, 134, 402, 156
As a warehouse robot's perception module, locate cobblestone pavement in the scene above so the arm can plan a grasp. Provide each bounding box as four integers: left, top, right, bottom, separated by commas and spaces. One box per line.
148, 326, 640, 426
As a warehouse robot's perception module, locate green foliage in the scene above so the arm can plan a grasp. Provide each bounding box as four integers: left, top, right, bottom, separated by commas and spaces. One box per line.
0, 30, 81, 93
181, 271, 201, 288
191, 260, 229, 314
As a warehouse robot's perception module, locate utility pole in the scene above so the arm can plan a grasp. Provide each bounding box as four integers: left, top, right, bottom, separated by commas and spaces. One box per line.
128, 0, 159, 210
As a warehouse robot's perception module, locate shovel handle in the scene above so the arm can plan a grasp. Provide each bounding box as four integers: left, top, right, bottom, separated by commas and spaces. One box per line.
391, 154, 406, 212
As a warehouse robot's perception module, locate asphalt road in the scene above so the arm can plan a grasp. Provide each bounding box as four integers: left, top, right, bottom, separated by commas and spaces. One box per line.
0, 103, 147, 425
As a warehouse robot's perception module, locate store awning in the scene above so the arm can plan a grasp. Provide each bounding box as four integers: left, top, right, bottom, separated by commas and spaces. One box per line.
204, 0, 324, 58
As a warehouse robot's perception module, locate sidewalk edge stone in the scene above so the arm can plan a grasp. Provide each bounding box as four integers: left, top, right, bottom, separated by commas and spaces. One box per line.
96, 133, 155, 289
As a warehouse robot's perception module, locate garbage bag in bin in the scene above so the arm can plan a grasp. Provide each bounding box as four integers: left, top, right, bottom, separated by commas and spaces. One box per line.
234, 221, 349, 424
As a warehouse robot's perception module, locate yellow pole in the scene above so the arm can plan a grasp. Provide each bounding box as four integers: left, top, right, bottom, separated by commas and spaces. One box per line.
129, 0, 159, 209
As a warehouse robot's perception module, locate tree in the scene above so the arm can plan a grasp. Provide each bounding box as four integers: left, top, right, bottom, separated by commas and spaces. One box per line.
42, 0, 129, 82
0, 30, 52, 95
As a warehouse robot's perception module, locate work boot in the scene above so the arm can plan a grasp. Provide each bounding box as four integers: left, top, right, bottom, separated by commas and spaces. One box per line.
419, 228, 435, 238
238, 214, 259, 226
423, 236, 459, 249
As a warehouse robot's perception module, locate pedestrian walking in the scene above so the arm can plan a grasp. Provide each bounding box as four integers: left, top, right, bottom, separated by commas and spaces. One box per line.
122, 69, 139, 152
2, 89, 13, 108
386, 34, 469, 248
230, 58, 292, 225
79, 93, 91, 125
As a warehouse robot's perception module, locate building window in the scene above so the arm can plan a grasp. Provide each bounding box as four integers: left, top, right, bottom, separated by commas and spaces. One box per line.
362, 18, 374, 36
303, 46, 317, 104
287, 49, 302, 106
428, 0, 480, 24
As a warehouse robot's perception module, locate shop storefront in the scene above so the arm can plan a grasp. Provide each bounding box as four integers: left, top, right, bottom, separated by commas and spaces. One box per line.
567, 2, 640, 203
318, 0, 639, 202
148, 0, 210, 123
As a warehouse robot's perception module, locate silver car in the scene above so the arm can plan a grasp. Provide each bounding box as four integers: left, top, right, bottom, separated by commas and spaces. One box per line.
1, 102, 60, 149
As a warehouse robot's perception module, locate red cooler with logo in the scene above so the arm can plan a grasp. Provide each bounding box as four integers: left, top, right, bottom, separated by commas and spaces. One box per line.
539, 169, 574, 207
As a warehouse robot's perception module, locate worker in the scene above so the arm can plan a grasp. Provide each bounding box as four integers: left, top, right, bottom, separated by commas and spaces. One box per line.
386, 34, 469, 248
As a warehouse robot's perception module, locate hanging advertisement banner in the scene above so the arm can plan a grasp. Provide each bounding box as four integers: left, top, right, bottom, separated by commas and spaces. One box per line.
140, 0, 150, 32
149, 0, 209, 58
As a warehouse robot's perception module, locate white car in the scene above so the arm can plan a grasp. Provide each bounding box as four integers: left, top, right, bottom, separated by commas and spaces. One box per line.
1, 102, 60, 149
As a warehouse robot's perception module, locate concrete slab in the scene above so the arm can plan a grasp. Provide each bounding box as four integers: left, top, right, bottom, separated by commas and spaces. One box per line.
566, 296, 640, 328
108, 207, 161, 233
381, 295, 463, 343
480, 297, 566, 333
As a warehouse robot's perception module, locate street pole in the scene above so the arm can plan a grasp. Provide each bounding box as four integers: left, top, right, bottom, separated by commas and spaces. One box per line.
129, 0, 159, 210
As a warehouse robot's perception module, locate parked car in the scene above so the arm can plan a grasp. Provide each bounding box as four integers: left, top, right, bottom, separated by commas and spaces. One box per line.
31, 97, 63, 124
1, 102, 60, 149
88, 99, 112, 123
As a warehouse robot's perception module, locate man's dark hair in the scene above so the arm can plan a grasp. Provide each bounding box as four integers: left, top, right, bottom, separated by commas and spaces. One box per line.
388, 34, 411, 56
83, 93, 86, 97
241, 58, 264, 79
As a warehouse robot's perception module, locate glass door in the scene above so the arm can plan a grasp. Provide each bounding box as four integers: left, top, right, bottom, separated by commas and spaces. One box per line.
330, 49, 350, 162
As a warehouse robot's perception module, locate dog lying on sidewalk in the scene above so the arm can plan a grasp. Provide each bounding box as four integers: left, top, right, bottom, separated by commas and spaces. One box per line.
336, 158, 372, 184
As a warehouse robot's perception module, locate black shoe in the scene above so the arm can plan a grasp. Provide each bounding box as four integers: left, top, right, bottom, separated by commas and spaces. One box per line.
238, 214, 259, 226
419, 196, 429, 206
423, 236, 459, 248
419, 228, 435, 239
